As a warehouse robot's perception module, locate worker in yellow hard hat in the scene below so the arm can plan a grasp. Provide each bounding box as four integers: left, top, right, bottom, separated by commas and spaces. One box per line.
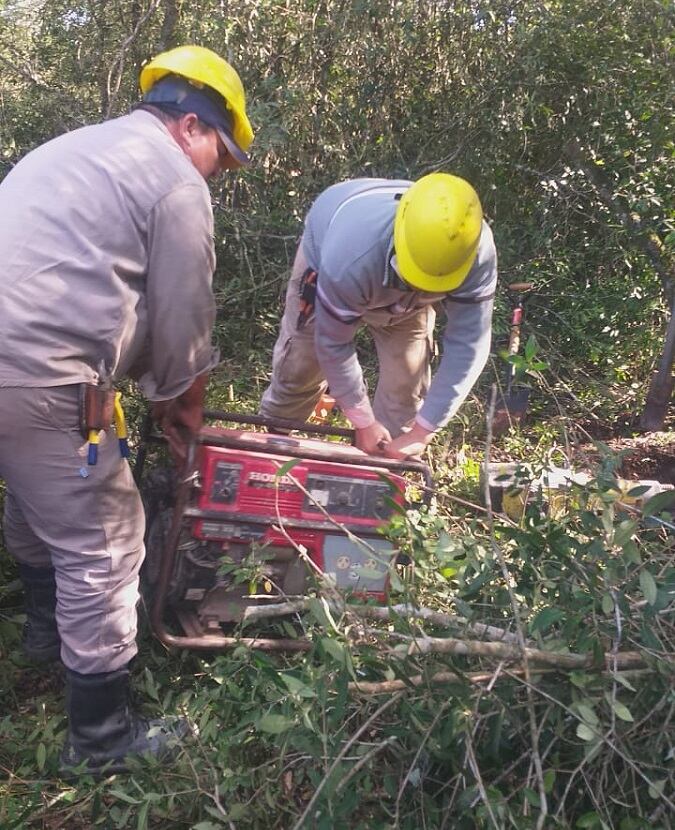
261, 173, 497, 459
0, 45, 252, 775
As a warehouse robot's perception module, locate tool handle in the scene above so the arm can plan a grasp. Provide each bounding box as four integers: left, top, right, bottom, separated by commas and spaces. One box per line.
87, 429, 100, 465
113, 392, 130, 458
505, 295, 527, 393
507, 282, 534, 292
508, 307, 523, 356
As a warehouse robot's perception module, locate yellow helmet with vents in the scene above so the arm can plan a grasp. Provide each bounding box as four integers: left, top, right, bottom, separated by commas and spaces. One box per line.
394, 173, 483, 293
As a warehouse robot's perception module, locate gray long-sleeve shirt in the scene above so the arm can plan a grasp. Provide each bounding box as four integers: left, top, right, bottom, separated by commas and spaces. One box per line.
0, 109, 217, 401
303, 178, 498, 430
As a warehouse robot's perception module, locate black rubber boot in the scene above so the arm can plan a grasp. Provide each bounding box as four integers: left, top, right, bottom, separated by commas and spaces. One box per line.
59, 666, 190, 777
17, 563, 61, 663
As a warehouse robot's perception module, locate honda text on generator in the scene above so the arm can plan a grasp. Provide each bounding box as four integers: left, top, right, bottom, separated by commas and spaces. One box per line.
136, 411, 432, 652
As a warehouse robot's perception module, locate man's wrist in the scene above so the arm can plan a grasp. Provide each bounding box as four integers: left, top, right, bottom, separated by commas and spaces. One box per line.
408, 419, 436, 446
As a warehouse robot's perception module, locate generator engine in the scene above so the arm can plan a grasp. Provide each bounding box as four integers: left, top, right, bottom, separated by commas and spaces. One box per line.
143, 424, 411, 638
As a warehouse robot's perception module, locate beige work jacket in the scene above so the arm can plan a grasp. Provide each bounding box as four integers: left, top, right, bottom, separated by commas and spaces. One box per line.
0, 109, 217, 401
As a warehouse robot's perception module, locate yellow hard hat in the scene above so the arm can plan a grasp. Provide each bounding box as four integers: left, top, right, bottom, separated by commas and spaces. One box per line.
139, 45, 253, 158
394, 173, 483, 293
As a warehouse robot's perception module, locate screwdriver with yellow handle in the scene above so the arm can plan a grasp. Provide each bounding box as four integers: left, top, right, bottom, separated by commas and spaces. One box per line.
87, 428, 101, 465
87, 392, 130, 465
114, 392, 130, 459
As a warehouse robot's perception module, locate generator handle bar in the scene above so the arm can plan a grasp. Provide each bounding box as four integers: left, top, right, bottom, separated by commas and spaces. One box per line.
204, 409, 356, 441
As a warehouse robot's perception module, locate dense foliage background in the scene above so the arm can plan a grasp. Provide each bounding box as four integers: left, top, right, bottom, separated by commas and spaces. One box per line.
1, 0, 673, 415
0, 1, 673, 828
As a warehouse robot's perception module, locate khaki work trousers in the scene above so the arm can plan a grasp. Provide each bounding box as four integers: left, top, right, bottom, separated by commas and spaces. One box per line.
261, 241, 435, 436
0, 385, 144, 674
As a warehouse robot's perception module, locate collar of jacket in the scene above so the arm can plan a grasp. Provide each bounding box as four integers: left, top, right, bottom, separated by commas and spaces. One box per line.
383, 237, 412, 292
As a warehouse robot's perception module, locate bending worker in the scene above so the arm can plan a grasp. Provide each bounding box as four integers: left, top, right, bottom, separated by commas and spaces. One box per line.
261, 174, 498, 458
0, 45, 253, 774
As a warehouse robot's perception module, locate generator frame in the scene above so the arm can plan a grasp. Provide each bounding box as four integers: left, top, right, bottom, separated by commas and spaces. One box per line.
137, 409, 433, 653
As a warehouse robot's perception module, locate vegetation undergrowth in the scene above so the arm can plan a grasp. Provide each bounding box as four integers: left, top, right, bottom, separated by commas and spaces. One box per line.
1, 401, 673, 828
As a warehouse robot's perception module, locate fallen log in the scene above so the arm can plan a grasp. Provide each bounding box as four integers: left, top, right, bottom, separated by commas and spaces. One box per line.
399, 635, 656, 670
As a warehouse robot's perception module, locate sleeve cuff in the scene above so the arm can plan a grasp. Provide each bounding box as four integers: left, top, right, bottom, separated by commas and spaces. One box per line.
415, 413, 438, 433
343, 400, 376, 429
137, 347, 220, 402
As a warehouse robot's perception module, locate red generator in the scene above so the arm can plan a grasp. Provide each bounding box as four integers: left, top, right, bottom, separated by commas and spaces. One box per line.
139, 410, 431, 652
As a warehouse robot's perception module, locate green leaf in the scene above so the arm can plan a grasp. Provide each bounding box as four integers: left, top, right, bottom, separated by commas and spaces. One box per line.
143, 667, 159, 702
109, 789, 142, 805
137, 799, 150, 830
321, 637, 346, 664
576, 723, 597, 742
36, 742, 46, 772
613, 520, 637, 548
226, 804, 248, 821
640, 623, 662, 650
642, 490, 675, 518
280, 674, 316, 698
523, 787, 540, 807
356, 567, 385, 580
622, 541, 641, 565
462, 567, 495, 597
601, 593, 615, 615
615, 673, 637, 692
648, 779, 667, 799
577, 811, 601, 828
543, 769, 556, 793
611, 700, 634, 722
577, 704, 599, 725
639, 569, 658, 605
192, 823, 225, 830
524, 334, 538, 360
256, 713, 294, 734
530, 606, 565, 634
389, 569, 405, 592
307, 597, 335, 630
570, 672, 588, 688
505, 353, 524, 368
205, 804, 231, 821
626, 485, 651, 497
276, 458, 302, 478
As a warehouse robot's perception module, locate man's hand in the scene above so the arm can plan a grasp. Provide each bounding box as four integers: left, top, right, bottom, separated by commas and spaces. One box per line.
152, 373, 209, 466
355, 421, 392, 455
384, 421, 434, 460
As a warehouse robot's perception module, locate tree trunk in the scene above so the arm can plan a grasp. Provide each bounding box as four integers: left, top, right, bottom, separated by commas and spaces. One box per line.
640, 294, 675, 431
564, 140, 674, 429
159, 0, 180, 50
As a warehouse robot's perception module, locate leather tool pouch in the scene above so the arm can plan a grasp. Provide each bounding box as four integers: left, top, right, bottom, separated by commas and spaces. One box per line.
78, 383, 116, 439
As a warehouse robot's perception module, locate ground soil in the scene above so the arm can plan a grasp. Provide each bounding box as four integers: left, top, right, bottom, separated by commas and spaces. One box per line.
573, 432, 675, 484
